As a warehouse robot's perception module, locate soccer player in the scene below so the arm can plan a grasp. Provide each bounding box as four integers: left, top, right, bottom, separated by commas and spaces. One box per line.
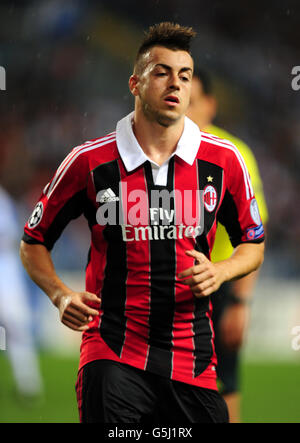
20, 22, 265, 423
186, 69, 268, 422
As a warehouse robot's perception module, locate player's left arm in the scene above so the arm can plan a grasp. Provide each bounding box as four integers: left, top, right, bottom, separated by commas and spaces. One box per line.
179, 140, 265, 298
219, 142, 268, 349
178, 242, 264, 298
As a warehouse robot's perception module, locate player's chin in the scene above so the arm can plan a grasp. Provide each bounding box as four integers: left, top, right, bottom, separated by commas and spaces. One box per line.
156, 109, 183, 127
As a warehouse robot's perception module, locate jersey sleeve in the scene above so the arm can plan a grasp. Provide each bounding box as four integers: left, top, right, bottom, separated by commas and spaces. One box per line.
206, 124, 269, 226
23, 149, 90, 251
217, 146, 265, 248
234, 140, 269, 225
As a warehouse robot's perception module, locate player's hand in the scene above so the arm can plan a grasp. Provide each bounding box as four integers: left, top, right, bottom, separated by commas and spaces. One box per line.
219, 303, 250, 351
177, 250, 226, 297
55, 291, 101, 331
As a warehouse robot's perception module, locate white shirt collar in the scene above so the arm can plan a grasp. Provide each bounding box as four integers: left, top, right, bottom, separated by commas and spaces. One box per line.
116, 111, 201, 172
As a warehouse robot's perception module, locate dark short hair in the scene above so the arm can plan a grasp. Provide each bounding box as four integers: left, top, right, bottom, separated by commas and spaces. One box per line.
134, 22, 196, 74
193, 68, 213, 95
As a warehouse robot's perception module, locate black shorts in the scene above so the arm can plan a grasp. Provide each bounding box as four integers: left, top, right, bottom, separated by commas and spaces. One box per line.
75, 359, 229, 424
211, 283, 240, 395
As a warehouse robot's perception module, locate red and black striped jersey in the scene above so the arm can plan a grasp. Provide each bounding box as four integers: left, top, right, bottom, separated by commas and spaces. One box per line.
23, 113, 264, 390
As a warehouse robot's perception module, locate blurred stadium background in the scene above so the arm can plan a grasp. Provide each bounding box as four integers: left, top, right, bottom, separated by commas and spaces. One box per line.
0, 0, 300, 423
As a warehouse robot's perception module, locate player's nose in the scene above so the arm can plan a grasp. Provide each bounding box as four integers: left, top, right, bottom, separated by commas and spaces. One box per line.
168, 73, 180, 90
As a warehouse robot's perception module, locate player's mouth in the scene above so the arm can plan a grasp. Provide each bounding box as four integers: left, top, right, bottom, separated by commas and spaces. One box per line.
164, 95, 180, 107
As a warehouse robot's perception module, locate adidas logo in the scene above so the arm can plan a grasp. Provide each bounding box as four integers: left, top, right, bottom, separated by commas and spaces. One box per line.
99, 188, 119, 203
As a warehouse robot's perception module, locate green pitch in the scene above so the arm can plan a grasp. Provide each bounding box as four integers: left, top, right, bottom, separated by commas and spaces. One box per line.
241, 360, 300, 423
0, 353, 300, 423
0, 353, 79, 423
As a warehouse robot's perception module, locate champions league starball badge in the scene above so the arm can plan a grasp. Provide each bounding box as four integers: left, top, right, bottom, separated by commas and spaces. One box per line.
28, 201, 44, 229
250, 198, 261, 226
247, 199, 264, 240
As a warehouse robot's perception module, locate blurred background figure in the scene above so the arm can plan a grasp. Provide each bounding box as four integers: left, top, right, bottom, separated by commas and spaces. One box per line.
186, 69, 269, 423
0, 185, 43, 402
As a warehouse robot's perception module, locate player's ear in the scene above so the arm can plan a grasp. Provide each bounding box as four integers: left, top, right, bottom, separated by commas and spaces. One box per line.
129, 74, 139, 97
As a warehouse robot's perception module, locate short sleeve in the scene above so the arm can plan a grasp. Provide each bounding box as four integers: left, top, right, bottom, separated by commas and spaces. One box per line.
217, 146, 265, 248
23, 149, 90, 250
235, 140, 269, 225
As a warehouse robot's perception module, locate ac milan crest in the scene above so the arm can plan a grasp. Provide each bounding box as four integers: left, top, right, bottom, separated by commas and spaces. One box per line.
203, 185, 217, 212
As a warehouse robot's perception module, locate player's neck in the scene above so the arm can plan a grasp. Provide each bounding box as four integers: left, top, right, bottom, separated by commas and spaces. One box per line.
196, 117, 212, 132
132, 111, 185, 166
201, 120, 213, 132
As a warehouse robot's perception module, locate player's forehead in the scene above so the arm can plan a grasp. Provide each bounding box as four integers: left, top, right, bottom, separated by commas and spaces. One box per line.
142, 46, 194, 74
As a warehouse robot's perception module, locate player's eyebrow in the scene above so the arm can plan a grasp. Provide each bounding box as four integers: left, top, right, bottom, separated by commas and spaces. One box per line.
154, 63, 193, 76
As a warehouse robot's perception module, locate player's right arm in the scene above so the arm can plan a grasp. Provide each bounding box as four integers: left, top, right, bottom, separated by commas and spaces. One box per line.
19, 242, 100, 331
20, 145, 101, 331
